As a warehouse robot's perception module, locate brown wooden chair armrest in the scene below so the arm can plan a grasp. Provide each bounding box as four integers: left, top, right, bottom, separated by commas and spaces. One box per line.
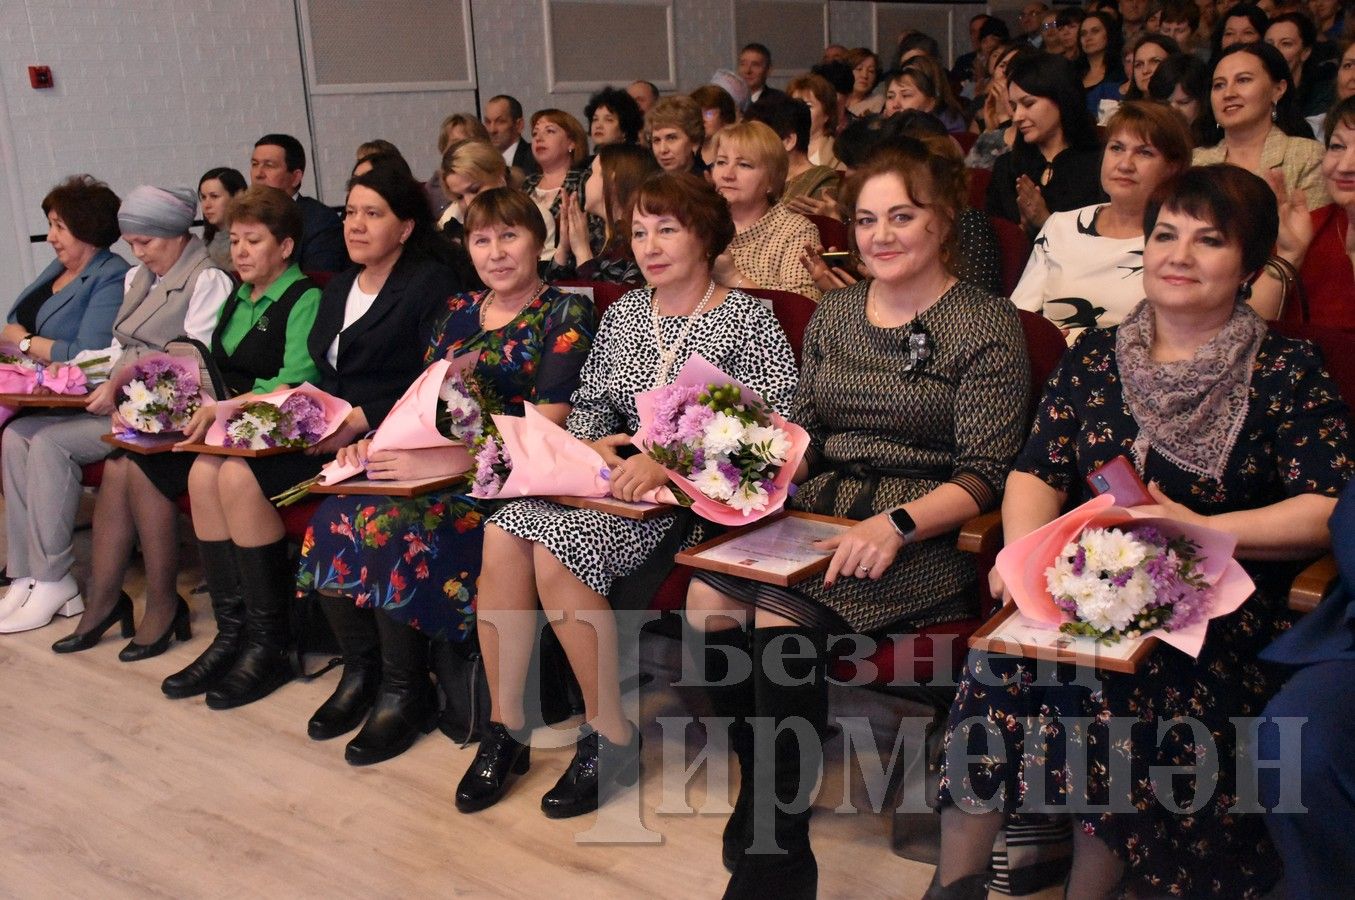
957, 510, 1003, 556
1289, 554, 1338, 613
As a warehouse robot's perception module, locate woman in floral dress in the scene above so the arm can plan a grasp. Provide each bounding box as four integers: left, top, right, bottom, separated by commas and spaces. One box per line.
298, 188, 593, 766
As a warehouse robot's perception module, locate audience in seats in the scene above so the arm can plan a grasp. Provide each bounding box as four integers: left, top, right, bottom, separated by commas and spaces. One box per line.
428, 114, 492, 216
711, 121, 822, 300
297, 188, 592, 765
1147, 52, 1212, 142
738, 42, 784, 105
987, 54, 1106, 235
197, 167, 247, 273
437, 139, 509, 230
60, 187, 321, 666
250, 133, 348, 273
521, 109, 591, 265
844, 48, 883, 117
931, 165, 1352, 900
690, 83, 738, 170
646, 95, 706, 177
184, 161, 461, 713
787, 74, 843, 170
882, 57, 968, 132
687, 140, 1029, 899
548, 143, 657, 285
483, 94, 541, 181
1, 185, 230, 634
966, 43, 1037, 170
1266, 12, 1336, 117
744, 94, 841, 217
4, 176, 129, 365
626, 79, 660, 116
584, 85, 644, 150
458, 173, 796, 822
1013, 102, 1193, 339
1079, 11, 1126, 119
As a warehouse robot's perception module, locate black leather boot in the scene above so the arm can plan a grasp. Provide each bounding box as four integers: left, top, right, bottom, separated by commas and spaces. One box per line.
722, 625, 828, 900
162, 540, 245, 698
455, 721, 532, 813
205, 539, 295, 710
344, 611, 438, 766
540, 722, 643, 819
686, 623, 755, 872
308, 595, 380, 740
921, 869, 991, 900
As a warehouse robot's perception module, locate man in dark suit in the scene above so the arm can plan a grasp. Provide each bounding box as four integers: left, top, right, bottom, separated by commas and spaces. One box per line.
738, 43, 786, 104
250, 134, 348, 273
483, 95, 540, 181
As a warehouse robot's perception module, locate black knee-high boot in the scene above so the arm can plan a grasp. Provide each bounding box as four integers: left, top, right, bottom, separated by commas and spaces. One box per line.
723, 624, 828, 900
307, 595, 380, 740
686, 622, 756, 873
162, 540, 246, 698
205, 539, 296, 710
344, 610, 438, 766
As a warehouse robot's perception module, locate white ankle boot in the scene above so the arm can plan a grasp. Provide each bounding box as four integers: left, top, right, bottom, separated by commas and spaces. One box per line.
0, 578, 35, 624
0, 574, 83, 634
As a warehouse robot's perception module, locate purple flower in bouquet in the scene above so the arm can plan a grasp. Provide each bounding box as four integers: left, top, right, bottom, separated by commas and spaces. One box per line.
472, 435, 512, 496
115, 355, 201, 435
278, 394, 327, 444
222, 392, 328, 450
647, 383, 701, 447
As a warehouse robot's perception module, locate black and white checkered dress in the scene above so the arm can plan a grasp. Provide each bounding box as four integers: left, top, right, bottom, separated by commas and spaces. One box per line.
489, 288, 798, 598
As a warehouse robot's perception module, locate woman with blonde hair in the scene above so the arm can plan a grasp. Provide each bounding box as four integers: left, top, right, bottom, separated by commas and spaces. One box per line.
787, 73, 841, 169
523, 109, 591, 263
436, 139, 509, 227
710, 120, 820, 299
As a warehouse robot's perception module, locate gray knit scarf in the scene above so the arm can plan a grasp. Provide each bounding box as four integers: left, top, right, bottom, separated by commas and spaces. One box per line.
1114, 299, 1267, 482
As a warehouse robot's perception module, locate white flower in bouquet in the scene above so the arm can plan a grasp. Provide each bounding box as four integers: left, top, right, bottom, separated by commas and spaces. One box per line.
728, 480, 771, 515
125, 380, 154, 408
702, 412, 747, 457
1082, 527, 1148, 573
692, 461, 736, 501
744, 423, 792, 465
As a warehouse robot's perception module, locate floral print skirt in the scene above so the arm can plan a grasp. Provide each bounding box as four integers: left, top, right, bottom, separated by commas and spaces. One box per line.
297, 492, 485, 641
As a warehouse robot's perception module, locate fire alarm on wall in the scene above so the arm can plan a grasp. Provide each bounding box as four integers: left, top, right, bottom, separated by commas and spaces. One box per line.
28, 66, 53, 89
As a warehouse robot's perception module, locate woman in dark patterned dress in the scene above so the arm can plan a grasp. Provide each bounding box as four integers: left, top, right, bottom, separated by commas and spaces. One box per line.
296, 188, 592, 765
454, 173, 798, 820
930, 166, 1353, 899
687, 141, 1031, 900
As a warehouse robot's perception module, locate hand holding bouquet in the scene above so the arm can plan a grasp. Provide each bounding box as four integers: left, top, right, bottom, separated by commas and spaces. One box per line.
222, 393, 328, 449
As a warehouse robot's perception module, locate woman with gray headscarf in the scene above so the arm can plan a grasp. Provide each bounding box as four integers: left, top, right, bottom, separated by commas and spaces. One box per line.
0, 185, 231, 634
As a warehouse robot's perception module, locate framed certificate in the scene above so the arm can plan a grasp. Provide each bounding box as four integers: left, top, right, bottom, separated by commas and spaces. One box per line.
0, 392, 89, 408
311, 474, 469, 498
968, 604, 1159, 675
675, 511, 854, 587
175, 441, 301, 458
100, 432, 182, 455
545, 495, 677, 521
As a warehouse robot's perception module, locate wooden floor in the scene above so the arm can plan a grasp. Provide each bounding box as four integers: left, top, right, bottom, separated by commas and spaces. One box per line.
0, 502, 1059, 898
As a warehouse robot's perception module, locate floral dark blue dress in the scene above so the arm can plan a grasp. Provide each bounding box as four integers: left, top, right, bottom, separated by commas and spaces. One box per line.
938, 328, 1352, 898
296, 287, 594, 640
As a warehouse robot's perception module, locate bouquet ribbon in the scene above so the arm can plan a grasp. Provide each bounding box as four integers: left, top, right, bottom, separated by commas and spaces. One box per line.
995, 493, 1256, 658
0, 360, 88, 429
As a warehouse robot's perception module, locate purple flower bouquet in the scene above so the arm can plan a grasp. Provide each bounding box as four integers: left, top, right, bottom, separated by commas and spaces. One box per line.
113, 354, 202, 435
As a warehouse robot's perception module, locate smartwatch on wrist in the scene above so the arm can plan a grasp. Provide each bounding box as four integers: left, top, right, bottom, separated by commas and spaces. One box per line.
18, 334, 33, 354
887, 506, 916, 543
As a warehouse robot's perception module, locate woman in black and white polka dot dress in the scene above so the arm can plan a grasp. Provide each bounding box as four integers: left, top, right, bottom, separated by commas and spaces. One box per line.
455, 173, 797, 819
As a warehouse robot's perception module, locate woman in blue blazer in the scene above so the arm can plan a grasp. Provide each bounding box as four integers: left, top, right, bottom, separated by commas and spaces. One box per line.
2, 176, 129, 363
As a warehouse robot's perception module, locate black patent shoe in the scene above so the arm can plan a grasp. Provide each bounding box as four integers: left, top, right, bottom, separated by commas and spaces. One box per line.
455, 721, 532, 813
118, 597, 192, 662
540, 723, 641, 819
52, 593, 134, 654
343, 679, 438, 766
308, 660, 380, 740
205, 643, 295, 710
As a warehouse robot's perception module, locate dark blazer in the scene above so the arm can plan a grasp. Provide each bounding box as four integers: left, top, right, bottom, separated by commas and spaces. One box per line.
295, 194, 349, 274
510, 138, 541, 178
751, 85, 788, 104
307, 252, 460, 429
9, 248, 130, 361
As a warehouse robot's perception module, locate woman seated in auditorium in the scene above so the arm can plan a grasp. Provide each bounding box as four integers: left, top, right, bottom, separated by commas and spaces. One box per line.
3, 176, 129, 365
428, 114, 493, 214
788, 73, 842, 170
585, 86, 645, 150
523, 109, 591, 264
1211, 2, 1269, 57
711, 120, 821, 300
647, 95, 706, 177
1079, 11, 1126, 119
686, 140, 1029, 899
1012, 102, 1192, 339
52, 186, 321, 664
844, 48, 883, 117
929, 165, 1351, 900
295, 188, 592, 765
1122, 33, 1181, 106
198, 168, 247, 272
1147, 53, 1212, 143
966, 43, 1036, 171
987, 54, 1106, 236
691, 85, 738, 171
455, 172, 796, 820
181, 161, 460, 711
1265, 12, 1336, 118
882, 57, 968, 132
745, 94, 841, 218
1306, 38, 1355, 137
1194, 42, 1329, 207
549, 143, 659, 284
436, 139, 509, 228
0, 187, 231, 634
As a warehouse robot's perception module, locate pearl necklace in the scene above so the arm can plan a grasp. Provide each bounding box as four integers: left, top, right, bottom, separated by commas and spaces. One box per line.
480, 281, 545, 329
651, 280, 716, 385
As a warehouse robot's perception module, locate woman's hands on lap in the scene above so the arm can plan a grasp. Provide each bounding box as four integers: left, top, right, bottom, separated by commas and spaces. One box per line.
173, 403, 216, 447
84, 379, 117, 416
365, 447, 460, 481
590, 433, 670, 501
308, 407, 369, 456
816, 513, 905, 587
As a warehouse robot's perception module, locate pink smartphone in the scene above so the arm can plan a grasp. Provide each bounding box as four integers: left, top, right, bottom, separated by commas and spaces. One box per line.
1085, 455, 1153, 507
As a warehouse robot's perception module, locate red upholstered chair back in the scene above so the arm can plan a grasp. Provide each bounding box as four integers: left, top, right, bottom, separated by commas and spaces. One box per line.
988, 213, 1031, 297
302, 270, 333, 290
966, 167, 991, 212
808, 214, 849, 252
952, 131, 978, 154
550, 280, 635, 318
745, 288, 816, 366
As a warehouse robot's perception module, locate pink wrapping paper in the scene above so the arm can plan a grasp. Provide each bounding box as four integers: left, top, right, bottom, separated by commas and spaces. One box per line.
203, 383, 352, 448
316, 356, 476, 486
994, 493, 1256, 658
477, 404, 627, 499
631, 353, 811, 526
0, 360, 88, 428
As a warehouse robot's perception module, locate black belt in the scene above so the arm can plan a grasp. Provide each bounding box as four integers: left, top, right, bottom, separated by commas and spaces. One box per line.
817, 461, 952, 521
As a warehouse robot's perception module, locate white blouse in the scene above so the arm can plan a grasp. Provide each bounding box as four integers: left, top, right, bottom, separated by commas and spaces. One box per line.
326, 278, 379, 369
